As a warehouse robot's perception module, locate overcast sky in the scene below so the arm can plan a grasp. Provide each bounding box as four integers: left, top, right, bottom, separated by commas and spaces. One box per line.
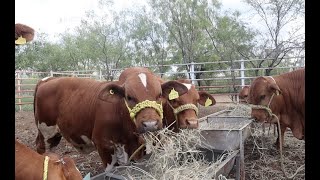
15, 0, 302, 42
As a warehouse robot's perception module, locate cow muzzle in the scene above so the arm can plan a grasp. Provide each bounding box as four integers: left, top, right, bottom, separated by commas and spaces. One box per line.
141, 121, 159, 132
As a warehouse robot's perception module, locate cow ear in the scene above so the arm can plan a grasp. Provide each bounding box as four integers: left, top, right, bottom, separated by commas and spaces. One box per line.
268, 83, 281, 95
198, 91, 216, 106
98, 83, 125, 102
161, 81, 188, 99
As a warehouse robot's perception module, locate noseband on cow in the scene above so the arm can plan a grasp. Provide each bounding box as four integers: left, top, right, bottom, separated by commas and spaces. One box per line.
167, 102, 199, 127
124, 99, 163, 122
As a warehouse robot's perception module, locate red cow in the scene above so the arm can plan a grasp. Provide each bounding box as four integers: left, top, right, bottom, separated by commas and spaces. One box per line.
15, 23, 35, 45
119, 68, 216, 131
238, 86, 250, 103
15, 140, 82, 180
162, 79, 216, 132
247, 68, 305, 148
34, 70, 188, 170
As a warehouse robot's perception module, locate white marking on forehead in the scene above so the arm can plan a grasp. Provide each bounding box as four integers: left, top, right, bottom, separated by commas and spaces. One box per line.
183, 83, 192, 90
138, 73, 147, 88
38, 123, 60, 149
41, 76, 50, 81
115, 144, 129, 165
105, 154, 117, 172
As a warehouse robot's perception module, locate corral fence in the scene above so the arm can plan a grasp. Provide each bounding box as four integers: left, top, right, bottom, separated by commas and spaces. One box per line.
15, 57, 304, 111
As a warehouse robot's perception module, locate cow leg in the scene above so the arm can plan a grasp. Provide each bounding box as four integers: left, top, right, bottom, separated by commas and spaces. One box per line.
96, 145, 117, 172
47, 133, 62, 149
35, 130, 46, 154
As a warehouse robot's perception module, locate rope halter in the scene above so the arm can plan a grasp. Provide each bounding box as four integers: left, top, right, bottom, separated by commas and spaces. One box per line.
167, 102, 199, 127
249, 93, 276, 120
124, 99, 163, 122
169, 103, 199, 116
43, 156, 49, 180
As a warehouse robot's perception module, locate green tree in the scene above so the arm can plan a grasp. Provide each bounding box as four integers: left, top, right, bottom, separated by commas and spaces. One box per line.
242, 0, 305, 76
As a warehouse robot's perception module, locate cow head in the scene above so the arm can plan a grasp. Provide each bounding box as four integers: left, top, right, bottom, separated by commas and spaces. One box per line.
15, 23, 35, 45
239, 86, 250, 103
98, 75, 188, 133
164, 80, 216, 130
247, 76, 282, 123
44, 153, 82, 180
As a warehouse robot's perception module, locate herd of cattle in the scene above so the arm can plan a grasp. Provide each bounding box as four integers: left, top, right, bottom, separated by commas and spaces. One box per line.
15, 24, 305, 180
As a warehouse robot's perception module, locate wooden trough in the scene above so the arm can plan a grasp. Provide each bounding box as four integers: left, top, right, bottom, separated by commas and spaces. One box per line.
91, 109, 252, 180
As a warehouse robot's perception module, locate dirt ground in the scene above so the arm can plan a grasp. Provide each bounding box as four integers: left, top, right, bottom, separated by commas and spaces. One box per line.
15, 103, 305, 179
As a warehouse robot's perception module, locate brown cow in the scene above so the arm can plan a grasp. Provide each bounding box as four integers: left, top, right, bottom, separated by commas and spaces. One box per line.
15, 23, 35, 45
162, 79, 216, 132
238, 86, 250, 103
118, 68, 214, 131
34, 72, 188, 170
15, 139, 82, 180
247, 68, 305, 148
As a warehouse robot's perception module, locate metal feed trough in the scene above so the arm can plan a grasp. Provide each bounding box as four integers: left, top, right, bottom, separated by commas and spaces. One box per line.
198, 109, 253, 180
91, 109, 252, 180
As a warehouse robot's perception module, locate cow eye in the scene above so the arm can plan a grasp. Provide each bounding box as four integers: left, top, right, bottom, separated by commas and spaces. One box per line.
260, 95, 266, 100
127, 96, 133, 101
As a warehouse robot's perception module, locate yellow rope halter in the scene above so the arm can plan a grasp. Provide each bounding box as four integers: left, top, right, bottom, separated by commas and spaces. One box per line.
167, 102, 199, 127
172, 103, 199, 116
43, 156, 49, 180
124, 99, 163, 122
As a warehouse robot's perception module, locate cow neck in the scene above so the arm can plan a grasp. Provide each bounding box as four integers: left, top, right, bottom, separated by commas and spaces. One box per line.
43, 156, 49, 180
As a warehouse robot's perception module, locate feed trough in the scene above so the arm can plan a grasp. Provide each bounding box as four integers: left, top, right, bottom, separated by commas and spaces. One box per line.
198, 109, 253, 180
91, 109, 252, 180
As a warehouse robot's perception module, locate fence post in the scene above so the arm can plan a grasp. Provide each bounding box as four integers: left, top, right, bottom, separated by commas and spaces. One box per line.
99, 69, 102, 80
240, 59, 245, 88
190, 62, 196, 85
17, 72, 22, 111
50, 70, 53, 77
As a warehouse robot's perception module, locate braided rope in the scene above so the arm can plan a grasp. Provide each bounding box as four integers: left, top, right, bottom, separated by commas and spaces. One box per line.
124, 99, 163, 122
43, 156, 49, 180
173, 104, 199, 116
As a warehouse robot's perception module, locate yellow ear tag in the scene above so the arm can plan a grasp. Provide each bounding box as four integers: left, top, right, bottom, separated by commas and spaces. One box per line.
15, 36, 27, 45
205, 98, 212, 107
169, 88, 179, 100
109, 89, 114, 95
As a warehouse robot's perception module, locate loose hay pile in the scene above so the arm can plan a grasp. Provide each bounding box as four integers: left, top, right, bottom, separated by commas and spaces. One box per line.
225, 103, 252, 117
225, 103, 305, 180
110, 128, 231, 180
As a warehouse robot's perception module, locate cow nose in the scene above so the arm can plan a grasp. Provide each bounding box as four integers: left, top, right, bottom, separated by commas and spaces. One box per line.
186, 118, 198, 128
142, 121, 158, 131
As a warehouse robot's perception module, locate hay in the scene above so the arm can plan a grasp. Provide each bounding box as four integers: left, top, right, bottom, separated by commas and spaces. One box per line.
223, 104, 305, 180
111, 127, 230, 180
225, 103, 252, 117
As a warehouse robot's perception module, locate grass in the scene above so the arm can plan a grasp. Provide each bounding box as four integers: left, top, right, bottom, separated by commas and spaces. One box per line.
15, 96, 34, 112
